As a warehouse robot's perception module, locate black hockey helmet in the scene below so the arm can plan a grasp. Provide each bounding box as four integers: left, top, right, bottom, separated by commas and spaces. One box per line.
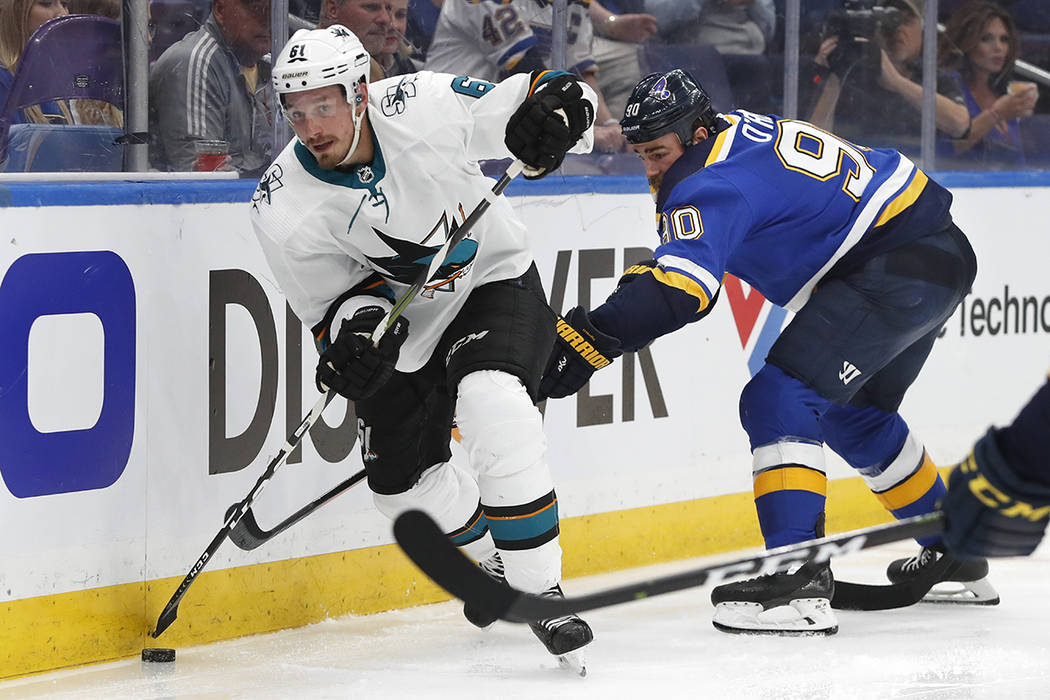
620, 69, 719, 146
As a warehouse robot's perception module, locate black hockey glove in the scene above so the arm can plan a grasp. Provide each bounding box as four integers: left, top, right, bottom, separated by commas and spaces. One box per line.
505, 73, 594, 179
316, 306, 409, 401
539, 306, 622, 400
941, 428, 1050, 559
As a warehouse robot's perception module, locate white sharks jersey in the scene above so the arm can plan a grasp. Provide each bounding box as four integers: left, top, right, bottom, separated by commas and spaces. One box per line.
424, 0, 596, 81
250, 70, 595, 372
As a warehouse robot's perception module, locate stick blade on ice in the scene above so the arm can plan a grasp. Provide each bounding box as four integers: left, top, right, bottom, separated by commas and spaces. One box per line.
394, 510, 518, 620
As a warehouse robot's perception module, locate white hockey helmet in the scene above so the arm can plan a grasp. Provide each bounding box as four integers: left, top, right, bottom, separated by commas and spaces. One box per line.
273, 25, 371, 105
273, 25, 372, 165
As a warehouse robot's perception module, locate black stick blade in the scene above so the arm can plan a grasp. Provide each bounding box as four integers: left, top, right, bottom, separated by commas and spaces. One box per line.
831, 552, 955, 610
152, 604, 178, 638
228, 508, 270, 551
393, 510, 519, 621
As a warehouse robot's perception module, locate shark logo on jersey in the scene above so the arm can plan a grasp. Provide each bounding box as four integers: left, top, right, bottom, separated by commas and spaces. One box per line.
251, 164, 284, 209
365, 213, 478, 296
382, 77, 417, 116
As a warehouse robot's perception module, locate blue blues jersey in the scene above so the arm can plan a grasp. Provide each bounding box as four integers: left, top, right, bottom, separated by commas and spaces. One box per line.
590, 109, 953, 351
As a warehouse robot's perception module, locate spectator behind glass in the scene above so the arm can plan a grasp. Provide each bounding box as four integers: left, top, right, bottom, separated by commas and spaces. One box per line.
376, 0, 416, 78
644, 0, 776, 112
0, 0, 71, 124
589, 0, 658, 119
318, 0, 394, 81
148, 0, 273, 176
65, 0, 123, 127
938, 1, 1036, 169
807, 0, 971, 155
424, 0, 625, 153
406, 0, 441, 62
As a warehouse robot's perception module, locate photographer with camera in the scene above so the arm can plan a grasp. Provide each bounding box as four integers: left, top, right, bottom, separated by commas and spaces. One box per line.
807, 0, 970, 155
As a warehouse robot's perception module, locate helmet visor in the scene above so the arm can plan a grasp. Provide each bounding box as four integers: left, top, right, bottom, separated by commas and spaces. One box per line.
281, 88, 355, 127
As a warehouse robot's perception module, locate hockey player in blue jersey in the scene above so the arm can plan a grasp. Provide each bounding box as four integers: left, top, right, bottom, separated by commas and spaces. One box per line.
539, 68, 997, 635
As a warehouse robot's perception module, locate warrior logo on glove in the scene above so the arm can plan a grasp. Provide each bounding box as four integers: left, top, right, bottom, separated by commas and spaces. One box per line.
539, 306, 622, 400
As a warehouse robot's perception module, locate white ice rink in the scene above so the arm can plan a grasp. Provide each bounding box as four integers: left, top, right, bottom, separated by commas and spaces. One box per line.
3, 540, 1048, 700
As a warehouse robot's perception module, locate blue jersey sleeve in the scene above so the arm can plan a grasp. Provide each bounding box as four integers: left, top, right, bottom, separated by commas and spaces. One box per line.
589, 172, 752, 351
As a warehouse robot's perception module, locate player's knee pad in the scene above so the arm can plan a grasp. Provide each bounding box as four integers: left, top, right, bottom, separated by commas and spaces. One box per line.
455, 369, 547, 483
739, 364, 826, 449
372, 460, 480, 533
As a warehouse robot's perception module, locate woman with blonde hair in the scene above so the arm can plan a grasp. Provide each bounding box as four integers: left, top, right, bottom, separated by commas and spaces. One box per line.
0, 0, 71, 123
938, 0, 1035, 167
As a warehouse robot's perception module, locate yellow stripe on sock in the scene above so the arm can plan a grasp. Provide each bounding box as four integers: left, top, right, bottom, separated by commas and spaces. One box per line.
874, 451, 939, 510
753, 467, 828, 499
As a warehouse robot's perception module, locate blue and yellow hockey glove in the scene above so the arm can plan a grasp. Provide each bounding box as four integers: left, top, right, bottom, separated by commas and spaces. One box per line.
942, 428, 1050, 559
539, 306, 622, 400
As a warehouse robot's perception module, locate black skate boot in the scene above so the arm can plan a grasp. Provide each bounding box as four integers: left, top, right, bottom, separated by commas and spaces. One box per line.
463, 553, 505, 628
710, 560, 838, 635
886, 544, 999, 605
528, 584, 593, 676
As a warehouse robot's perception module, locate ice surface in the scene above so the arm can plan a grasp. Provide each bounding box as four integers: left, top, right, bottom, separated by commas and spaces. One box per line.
2, 540, 1048, 699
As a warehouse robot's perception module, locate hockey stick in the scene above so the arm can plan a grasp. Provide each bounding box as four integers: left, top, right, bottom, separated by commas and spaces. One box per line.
152, 390, 337, 637
229, 469, 367, 551
830, 553, 955, 611
371, 159, 525, 344
152, 161, 525, 638
393, 509, 945, 623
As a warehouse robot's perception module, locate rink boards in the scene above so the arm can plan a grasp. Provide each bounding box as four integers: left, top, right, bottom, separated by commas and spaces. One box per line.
0, 174, 1048, 677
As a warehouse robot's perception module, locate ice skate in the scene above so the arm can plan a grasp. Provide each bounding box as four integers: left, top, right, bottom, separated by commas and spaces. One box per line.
528, 584, 593, 676
711, 560, 838, 635
887, 544, 1000, 605
463, 552, 505, 628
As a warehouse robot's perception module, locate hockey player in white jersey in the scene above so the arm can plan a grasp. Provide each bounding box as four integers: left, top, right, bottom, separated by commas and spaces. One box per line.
250, 25, 597, 665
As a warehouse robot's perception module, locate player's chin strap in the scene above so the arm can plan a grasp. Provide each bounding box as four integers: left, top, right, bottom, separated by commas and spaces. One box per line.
337, 87, 368, 168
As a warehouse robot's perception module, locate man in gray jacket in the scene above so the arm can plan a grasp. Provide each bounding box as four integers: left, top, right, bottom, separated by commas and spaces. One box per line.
149, 0, 274, 176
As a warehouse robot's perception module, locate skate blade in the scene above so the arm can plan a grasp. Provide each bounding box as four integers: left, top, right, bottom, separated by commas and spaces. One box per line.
557, 650, 587, 677
712, 598, 838, 636
921, 577, 1000, 606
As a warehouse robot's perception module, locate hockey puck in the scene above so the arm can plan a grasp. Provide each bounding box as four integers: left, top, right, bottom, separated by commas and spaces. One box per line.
141, 648, 176, 663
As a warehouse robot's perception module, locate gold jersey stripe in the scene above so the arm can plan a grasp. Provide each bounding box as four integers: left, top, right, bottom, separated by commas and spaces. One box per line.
874, 168, 928, 228
648, 267, 711, 312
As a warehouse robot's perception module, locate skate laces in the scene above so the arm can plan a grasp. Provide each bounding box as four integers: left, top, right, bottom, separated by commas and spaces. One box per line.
478, 553, 505, 581
535, 585, 579, 631
901, 547, 938, 573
